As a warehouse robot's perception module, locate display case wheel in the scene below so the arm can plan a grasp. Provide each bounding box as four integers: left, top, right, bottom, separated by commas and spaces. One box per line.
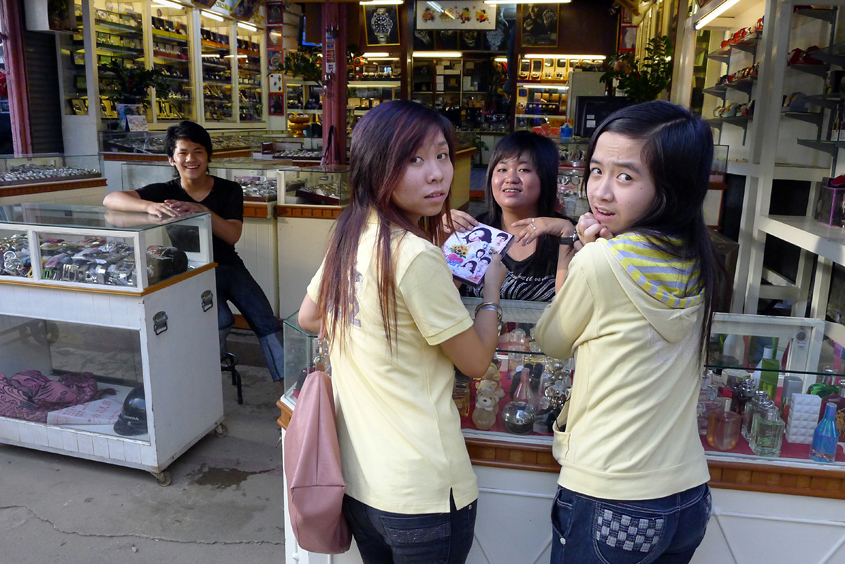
153, 470, 172, 486
214, 423, 228, 437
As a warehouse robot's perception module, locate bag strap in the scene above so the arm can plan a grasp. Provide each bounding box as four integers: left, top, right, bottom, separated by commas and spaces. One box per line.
313, 322, 328, 373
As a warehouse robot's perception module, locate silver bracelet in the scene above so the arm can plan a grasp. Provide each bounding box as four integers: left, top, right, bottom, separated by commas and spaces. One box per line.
475, 301, 503, 326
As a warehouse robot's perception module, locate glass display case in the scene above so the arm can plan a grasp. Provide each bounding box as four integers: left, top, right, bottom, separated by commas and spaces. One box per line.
235, 23, 263, 122
0, 203, 211, 292
100, 129, 253, 154
0, 209, 222, 481
150, 2, 194, 123
92, 0, 147, 122
200, 13, 233, 123
0, 154, 101, 187
278, 164, 350, 206
284, 80, 321, 137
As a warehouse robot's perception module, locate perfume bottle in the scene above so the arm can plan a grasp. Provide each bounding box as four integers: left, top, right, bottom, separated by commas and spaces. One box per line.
743, 390, 769, 441
810, 402, 839, 463
818, 384, 845, 441
755, 347, 779, 401
731, 378, 754, 419
750, 403, 784, 457
707, 399, 741, 451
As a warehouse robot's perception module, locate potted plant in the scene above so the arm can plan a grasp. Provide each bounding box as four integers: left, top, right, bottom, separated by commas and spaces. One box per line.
103, 60, 172, 129
600, 35, 673, 104
276, 46, 323, 88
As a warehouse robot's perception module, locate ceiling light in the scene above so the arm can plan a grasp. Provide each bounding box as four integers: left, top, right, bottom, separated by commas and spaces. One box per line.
224, 54, 248, 58
152, 0, 182, 8
494, 57, 507, 62
202, 10, 224, 22
363, 52, 389, 58
412, 51, 462, 58
695, 0, 741, 29
359, 0, 403, 5
237, 22, 257, 32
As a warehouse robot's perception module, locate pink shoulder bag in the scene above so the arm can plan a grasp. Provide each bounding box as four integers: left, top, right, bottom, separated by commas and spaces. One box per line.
284, 334, 351, 554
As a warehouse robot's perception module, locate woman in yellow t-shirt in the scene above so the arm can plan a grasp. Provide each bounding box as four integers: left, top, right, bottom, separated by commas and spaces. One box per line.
298, 100, 506, 564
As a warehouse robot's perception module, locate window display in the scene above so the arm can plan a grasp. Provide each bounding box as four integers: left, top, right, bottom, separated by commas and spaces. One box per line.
200, 13, 234, 122
236, 24, 263, 122
150, 4, 193, 123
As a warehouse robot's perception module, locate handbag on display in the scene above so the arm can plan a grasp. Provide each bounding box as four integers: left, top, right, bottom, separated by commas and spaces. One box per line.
283, 333, 351, 554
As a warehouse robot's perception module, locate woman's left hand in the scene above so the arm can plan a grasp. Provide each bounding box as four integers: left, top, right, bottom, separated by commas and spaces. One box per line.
511, 217, 574, 246
165, 199, 208, 216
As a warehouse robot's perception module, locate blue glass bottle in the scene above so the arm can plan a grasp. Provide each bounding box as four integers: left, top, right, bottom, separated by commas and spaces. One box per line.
810, 402, 839, 463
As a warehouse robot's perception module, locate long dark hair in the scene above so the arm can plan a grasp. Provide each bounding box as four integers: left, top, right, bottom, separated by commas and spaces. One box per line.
316, 101, 456, 350
583, 100, 727, 358
484, 130, 561, 266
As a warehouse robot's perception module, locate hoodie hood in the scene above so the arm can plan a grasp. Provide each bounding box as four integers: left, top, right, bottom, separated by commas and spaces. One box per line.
602, 234, 703, 343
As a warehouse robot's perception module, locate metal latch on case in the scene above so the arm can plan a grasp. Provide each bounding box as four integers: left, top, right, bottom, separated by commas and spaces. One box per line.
153, 311, 168, 335
201, 290, 214, 312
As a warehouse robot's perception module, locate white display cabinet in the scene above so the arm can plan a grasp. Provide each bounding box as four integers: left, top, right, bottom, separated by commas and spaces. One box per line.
0, 204, 223, 484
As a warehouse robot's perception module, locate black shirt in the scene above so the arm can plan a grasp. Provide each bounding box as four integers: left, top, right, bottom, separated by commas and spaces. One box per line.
460, 211, 568, 302
135, 176, 243, 266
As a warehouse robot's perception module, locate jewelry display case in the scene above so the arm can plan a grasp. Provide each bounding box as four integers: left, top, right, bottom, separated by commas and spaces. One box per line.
0, 204, 222, 484
0, 155, 107, 208
59, 0, 88, 116
277, 164, 351, 207
200, 12, 234, 123
277, 303, 845, 564
235, 23, 263, 123
0, 203, 212, 292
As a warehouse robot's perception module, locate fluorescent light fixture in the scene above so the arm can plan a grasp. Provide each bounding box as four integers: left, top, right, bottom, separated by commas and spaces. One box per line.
202, 10, 224, 22
359, 0, 403, 4
412, 51, 462, 58
523, 54, 606, 60
494, 57, 507, 62
427, 1, 443, 11
485, 0, 569, 4
224, 54, 248, 58
152, 0, 182, 9
695, 0, 741, 29
237, 22, 257, 32
363, 52, 390, 58
201, 53, 226, 57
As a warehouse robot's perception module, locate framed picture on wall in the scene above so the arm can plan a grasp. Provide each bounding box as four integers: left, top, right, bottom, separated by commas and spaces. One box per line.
364, 5, 400, 46
619, 24, 637, 52
267, 2, 283, 24
521, 4, 558, 47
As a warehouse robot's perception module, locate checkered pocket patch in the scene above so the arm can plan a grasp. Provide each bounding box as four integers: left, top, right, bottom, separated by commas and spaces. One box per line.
594, 506, 664, 553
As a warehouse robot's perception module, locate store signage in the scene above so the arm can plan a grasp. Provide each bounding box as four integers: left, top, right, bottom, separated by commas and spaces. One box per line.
416, 1, 496, 30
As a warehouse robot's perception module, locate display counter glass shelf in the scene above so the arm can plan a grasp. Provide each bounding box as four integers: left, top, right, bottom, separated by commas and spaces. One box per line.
100, 130, 253, 154
278, 164, 350, 206
150, 3, 194, 123
0, 154, 101, 187
60, 0, 88, 116
0, 203, 211, 292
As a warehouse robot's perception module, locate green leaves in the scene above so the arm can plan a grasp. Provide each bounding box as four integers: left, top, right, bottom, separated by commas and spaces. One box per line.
104, 60, 173, 103
600, 36, 673, 104
277, 46, 322, 87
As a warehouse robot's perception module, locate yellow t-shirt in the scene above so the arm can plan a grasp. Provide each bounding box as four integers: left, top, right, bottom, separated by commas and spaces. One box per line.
307, 219, 476, 513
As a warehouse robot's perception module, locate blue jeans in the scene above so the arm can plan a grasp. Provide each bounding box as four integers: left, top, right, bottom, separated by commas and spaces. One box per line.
216, 261, 284, 381
342, 494, 477, 564
551, 484, 711, 564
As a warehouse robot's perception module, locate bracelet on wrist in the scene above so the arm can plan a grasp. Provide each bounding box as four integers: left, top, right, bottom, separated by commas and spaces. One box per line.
475, 301, 503, 331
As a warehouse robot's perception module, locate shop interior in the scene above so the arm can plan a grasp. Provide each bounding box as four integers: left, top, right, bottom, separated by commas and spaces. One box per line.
3, 1, 845, 563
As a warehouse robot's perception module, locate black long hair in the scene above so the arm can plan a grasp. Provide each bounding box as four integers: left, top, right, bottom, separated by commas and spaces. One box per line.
483, 130, 561, 266
583, 100, 728, 358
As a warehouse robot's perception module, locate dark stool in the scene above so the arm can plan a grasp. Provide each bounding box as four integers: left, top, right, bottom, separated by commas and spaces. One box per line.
221, 351, 243, 405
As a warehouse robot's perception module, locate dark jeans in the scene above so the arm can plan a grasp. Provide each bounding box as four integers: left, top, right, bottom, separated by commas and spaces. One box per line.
551, 484, 711, 564
342, 494, 477, 564
216, 261, 284, 381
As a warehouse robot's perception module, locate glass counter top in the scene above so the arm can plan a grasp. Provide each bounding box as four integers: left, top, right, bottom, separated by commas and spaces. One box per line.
0, 203, 208, 231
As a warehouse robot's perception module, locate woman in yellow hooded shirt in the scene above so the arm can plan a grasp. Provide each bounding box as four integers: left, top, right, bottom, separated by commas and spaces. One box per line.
536, 101, 726, 564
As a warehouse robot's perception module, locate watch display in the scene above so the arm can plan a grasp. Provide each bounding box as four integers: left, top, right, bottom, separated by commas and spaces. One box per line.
370, 7, 394, 44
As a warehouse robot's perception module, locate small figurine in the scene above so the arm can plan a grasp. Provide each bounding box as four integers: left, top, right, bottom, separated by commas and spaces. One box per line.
472, 388, 499, 430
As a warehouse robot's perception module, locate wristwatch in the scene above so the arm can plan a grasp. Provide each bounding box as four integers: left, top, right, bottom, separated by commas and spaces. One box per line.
371, 8, 393, 44
559, 234, 579, 245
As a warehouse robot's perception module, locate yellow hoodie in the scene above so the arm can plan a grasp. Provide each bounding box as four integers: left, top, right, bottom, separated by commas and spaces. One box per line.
535, 234, 710, 500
